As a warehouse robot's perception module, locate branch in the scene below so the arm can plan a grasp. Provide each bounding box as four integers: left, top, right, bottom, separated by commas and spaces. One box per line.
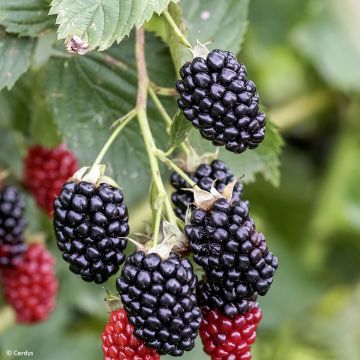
136, 28, 149, 110
135, 28, 178, 233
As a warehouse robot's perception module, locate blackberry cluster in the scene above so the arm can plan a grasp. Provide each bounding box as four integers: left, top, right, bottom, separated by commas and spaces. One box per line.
197, 280, 257, 318
116, 251, 201, 356
0, 186, 27, 266
53, 181, 129, 283
176, 49, 265, 153
185, 198, 278, 315
170, 159, 243, 221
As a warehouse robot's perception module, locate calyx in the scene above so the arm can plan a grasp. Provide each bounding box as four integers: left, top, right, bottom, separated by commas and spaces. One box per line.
127, 221, 189, 260
70, 164, 119, 188
193, 179, 238, 212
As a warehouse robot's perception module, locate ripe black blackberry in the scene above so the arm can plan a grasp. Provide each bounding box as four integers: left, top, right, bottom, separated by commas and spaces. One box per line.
170, 159, 243, 221
0, 185, 27, 266
116, 251, 201, 357
185, 198, 278, 297
197, 279, 258, 318
53, 175, 129, 284
176, 49, 265, 153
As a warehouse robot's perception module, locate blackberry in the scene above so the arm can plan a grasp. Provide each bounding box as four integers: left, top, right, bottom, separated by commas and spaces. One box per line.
53, 180, 129, 283
116, 251, 201, 356
0, 185, 27, 266
185, 198, 278, 297
197, 280, 257, 318
176, 49, 266, 153
170, 159, 243, 221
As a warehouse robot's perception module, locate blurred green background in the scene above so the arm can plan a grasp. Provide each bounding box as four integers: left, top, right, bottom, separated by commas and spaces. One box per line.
1, 0, 360, 359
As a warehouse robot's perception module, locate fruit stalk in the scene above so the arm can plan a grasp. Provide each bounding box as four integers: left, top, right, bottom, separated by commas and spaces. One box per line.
152, 197, 164, 246
90, 109, 137, 171
163, 10, 192, 49
135, 27, 178, 231
155, 150, 197, 188
150, 83, 177, 96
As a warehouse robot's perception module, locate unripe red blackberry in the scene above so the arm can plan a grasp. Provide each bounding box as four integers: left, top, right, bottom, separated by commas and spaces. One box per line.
24, 144, 78, 215
176, 49, 265, 154
197, 280, 257, 318
102, 308, 160, 360
0, 185, 27, 266
200, 305, 262, 359
1, 243, 58, 323
53, 166, 129, 283
116, 251, 201, 356
185, 198, 278, 298
170, 159, 243, 221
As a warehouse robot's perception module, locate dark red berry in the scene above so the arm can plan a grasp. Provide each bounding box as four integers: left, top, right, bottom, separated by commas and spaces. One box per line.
117, 251, 201, 356
200, 306, 262, 360
102, 308, 160, 360
53, 181, 129, 283
24, 144, 78, 215
170, 160, 244, 221
177, 49, 265, 154
1, 243, 58, 323
0, 185, 27, 266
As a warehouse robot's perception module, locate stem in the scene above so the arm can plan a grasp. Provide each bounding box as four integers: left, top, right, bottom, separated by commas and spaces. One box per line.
148, 86, 172, 128
152, 201, 164, 246
155, 150, 198, 188
148, 85, 190, 156
135, 28, 178, 227
0, 305, 15, 334
90, 109, 136, 170
163, 10, 192, 49
150, 82, 177, 96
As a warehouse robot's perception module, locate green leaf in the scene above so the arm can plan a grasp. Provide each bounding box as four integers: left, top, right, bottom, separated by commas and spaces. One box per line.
46, 34, 176, 205
0, 127, 26, 177
222, 120, 284, 186
189, 120, 284, 186
0, 0, 55, 37
169, 111, 192, 149
145, 3, 187, 72
49, 0, 179, 52
293, 0, 360, 92
30, 72, 62, 148
0, 31, 34, 91
182, 0, 250, 55
147, 0, 250, 71
0, 80, 31, 129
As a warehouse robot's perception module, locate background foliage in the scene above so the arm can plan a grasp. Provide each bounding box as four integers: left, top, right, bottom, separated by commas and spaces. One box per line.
0, 0, 360, 359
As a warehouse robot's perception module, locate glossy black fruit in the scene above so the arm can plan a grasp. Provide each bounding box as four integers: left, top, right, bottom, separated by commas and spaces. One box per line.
116, 251, 201, 357
170, 160, 243, 221
197, 279, 258, 318
185, 198, 278, 298
0, 186, 27, 266
53, 181, 129, 283
176, 49, 265, 153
